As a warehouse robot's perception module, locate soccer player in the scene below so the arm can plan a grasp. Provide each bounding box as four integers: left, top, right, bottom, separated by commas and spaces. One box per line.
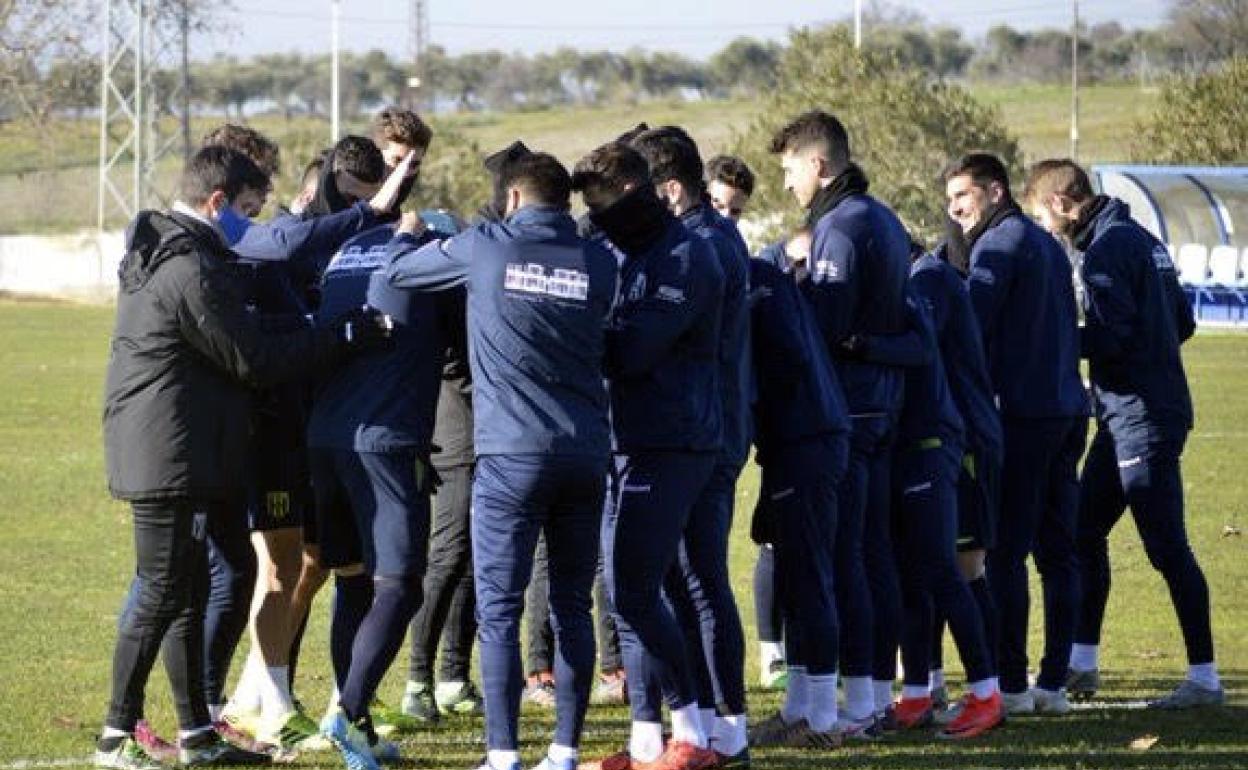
384, 151, 619, 770
306, 122, 444, 770
743, 252, 851, 750
1024, 159, 1221, 709
849, 299, 1004, 738
97, 145, 389, 770
573, 142, 724, 770
946, 153, 1089, 715
629, 127, 751, 760
221, 136, 417, 752
770, 111, 911, 728
705, 155, 755, 223
908, 224, 1004, 721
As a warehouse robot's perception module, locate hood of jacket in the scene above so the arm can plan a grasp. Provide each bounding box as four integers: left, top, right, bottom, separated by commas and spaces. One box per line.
118, 209, 232, 294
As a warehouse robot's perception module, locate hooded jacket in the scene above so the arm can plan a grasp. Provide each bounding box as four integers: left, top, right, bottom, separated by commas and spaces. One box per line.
1070, 197, 1194, 441
103, 209, 346, 502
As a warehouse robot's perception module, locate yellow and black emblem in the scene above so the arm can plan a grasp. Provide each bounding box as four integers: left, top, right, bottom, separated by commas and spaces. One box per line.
266, 491, 292, 521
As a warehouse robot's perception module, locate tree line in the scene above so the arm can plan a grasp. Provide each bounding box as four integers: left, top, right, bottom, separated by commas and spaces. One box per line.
8, 0, 1248, 123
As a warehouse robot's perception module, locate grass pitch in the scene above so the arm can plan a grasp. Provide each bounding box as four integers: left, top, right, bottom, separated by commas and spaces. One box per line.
0, 300, 1244, 769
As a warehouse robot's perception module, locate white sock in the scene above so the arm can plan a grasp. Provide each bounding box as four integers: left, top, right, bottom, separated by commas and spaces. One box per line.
781, 665, 809, 723
178, 725, 215, 742
843, 676, 874, 721
207, 704, 224, 722
760, 641, 784, 669
1069, 643, 1099, 672
102, 726, 130, 740
1188, 662, 1220, 690
487, 749, 519, 769
259, 665, 295, 722
901, 684, 929, 700
807, 673, 839, 732
969, 677, 999, 700
629, 721, 664, 763
711, 714, 747, 757
436, 680, 466, 700
698, 707, 717, 736
670, 704, 707, 748
929, 668, 946, 690
229, 653, 264, 714
324, 685, 340, 718
548, 744, 578, 764
872, 680, 893, 712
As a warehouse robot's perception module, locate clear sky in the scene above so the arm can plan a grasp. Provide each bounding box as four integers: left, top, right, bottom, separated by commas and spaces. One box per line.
201, 0, 1172, 61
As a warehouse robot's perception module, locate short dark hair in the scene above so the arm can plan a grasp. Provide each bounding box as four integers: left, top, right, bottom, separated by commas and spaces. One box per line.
201, 124, 281, 178
500, 152, 572, 209
769, 110, 850, 167
300, 151, 328, 189
571, 142, 652, 198
706, 155, 755, 196
1023, 158, 1095, 205
616, 122, 650, 144
179, 145, 268, 206
943, 153, 1012, 196
630, 127, 705, 196
332, 136, 385, 184
372, 106, 433, 150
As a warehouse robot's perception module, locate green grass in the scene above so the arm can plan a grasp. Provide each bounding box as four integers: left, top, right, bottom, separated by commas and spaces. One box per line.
0, 83, 1157, 235
0, 300, 1245, 768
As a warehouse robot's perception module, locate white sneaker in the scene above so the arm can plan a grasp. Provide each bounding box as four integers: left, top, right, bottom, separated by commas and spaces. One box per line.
1002, 689, 1035, 715
1030, 687, 1071, 715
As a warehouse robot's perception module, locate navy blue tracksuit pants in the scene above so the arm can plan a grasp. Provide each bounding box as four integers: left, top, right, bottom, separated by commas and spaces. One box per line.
763, 434, 847, 676
665, 460, 747, 715
836, 414, 899, 679
1075, 428, 1213, 665
604, 451, 716, 723
473, 453, 607, 751
895, 445, 993, 688
987, 416, 1087, 693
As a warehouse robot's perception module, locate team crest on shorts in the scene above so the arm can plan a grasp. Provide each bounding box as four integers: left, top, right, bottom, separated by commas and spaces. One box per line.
266, 491, 291, 521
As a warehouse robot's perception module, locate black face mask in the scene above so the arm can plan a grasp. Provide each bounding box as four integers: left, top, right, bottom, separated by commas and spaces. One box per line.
943, 215, 971, 275
588, 185, 672, 257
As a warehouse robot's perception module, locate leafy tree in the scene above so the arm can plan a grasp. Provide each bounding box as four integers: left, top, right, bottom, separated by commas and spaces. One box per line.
1132, 55, 1248, 164
731, 26, 1022, 243
1167, 0, 1248, 66
708, 37, 782, 96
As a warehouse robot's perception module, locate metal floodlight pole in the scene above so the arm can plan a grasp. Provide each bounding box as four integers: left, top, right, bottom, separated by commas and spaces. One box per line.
331, 0, 341, 142
854, 0, 863, 49
1071, 0, 1080, 160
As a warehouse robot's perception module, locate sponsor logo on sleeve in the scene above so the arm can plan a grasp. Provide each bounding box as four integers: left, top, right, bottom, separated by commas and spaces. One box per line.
504, 262, 590, 301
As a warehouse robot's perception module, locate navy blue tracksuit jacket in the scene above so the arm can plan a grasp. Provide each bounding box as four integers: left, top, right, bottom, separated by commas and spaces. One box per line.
1071, 198, 1193, 443
383, 205, 618, 459
234, 203, 381, 286
748, 258, 849, 461
804, 192, 911, 415
966, 212, 1088, 420
681, 203, 751, 466
306, 224, 444, 455
607, 217, 725, 454
910, 251, 1002, 463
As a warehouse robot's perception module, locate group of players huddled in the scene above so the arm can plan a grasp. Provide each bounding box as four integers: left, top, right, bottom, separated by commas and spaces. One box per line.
95, 103, 1223, 770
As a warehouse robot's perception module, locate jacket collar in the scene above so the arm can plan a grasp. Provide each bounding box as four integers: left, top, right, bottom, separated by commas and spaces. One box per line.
172, 200, 229, 248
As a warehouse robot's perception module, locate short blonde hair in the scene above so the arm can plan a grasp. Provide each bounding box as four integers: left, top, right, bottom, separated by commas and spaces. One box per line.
1023, 159, 1094, 206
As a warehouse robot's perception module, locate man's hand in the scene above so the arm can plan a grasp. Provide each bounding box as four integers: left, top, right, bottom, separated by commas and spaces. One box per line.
369, 150, 417, 214
397, 211, 427, 237
334, 306, 394, 349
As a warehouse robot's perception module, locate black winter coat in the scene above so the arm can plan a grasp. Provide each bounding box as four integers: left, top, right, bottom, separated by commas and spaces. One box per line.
103, 209, 345, 502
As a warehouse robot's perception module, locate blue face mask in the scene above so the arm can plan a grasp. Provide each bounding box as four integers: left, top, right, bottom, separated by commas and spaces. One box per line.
215, 204, 252, 247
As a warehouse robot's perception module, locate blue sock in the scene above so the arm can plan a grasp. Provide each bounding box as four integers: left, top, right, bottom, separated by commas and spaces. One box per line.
340, 576, 422, 722
330, 574, 374, 693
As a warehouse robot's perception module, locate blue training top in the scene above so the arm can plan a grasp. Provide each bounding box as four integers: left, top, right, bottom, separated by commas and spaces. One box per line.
804, 192, 911, 416
911, 250, 1003, 462
966, 211, 1089, 421
306, 224, 445, 454
682, 202, 751, 466
748, 258, 849, 464
1073, 197, 1193, 442
384, 205, 618, 459
607, 216, 724, 454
